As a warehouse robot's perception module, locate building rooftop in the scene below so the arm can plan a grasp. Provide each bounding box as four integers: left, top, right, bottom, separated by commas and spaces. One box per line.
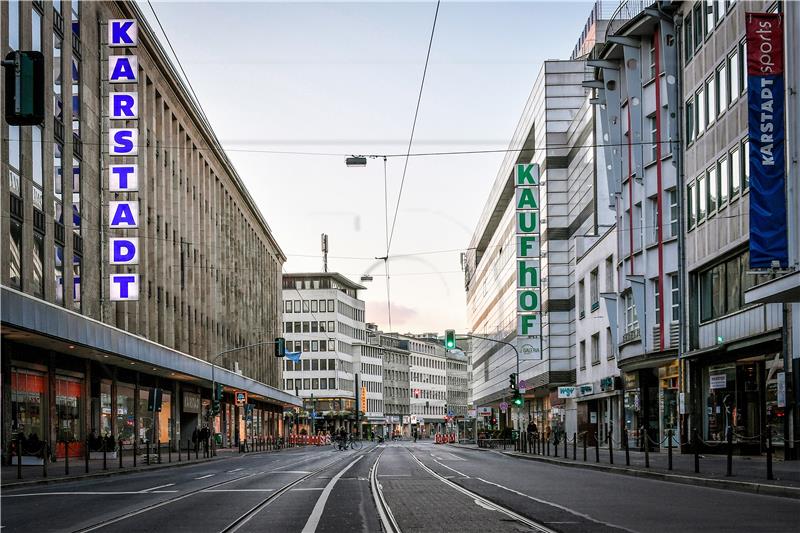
282, 272, 366, 291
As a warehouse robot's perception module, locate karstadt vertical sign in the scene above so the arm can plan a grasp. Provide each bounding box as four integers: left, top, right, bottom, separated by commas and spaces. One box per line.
107, 20, 140, 300
515, 163, 542, 360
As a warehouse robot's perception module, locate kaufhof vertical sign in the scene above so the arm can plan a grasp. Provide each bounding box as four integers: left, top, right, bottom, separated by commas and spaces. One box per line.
515, 163, 542, 360
107, 20, 140, 300
746, 12, 788, 268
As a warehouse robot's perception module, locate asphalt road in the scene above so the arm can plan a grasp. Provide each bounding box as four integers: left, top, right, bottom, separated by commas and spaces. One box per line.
1, 441, 797, 533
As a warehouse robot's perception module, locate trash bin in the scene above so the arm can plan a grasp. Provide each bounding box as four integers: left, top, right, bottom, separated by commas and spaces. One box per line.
214, 433, 223, 446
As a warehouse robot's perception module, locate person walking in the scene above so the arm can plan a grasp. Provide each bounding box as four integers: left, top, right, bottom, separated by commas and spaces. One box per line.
191, 427, 199, 454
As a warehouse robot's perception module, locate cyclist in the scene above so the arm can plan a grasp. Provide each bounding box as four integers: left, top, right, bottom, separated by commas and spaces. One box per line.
338, 427, 348, 450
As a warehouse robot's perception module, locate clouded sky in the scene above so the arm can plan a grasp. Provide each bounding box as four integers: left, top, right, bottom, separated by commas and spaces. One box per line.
139, 0, 595, 333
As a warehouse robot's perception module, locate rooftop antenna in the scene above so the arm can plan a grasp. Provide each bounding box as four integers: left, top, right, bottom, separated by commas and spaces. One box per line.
321, 233, 329, 273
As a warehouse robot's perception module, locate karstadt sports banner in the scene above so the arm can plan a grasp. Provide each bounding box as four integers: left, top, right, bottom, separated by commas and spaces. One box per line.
746, 12, 788, 268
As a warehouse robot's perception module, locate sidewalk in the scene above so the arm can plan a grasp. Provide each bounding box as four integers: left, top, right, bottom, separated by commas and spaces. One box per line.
1, 443, 287, 488
450, 442, 800, 499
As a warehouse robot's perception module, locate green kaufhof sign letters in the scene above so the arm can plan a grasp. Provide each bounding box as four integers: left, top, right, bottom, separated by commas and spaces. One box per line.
515, 163, 542, 360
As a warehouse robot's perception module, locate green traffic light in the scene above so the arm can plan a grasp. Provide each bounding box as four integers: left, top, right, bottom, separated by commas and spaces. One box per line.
444, 329, 456, 350
513, 396, 523, 406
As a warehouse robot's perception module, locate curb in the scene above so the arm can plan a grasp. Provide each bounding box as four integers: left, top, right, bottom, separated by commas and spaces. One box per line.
449, 444, 800, 500
1, 448, 286, 490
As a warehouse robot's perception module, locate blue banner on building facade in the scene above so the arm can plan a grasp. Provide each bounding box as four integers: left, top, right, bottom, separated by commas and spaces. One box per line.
746, 12, 788, 268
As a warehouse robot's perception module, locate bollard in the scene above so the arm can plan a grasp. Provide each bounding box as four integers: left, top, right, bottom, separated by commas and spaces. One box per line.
595, 433, 600, 463
168, 440, 172, 463
178, 439, 182, 462
726, 427, 733, 477
157, 439, 161, 464
643, 426, 650, 468
608, 429, 613, 465
195, 439, 199, 460
103, 443, 108, 471
624, 428, 630, 466
212, 435, 216, 457
667, 429, 673, 471
583, 433, 587, 461
119, 439, 124, 469
85, 439, 90, 473
133, 440, 137, 467
767, 429, 773, 481
573, 433, 577, 460
694, 430, 700, 473
187, 440, 191, 461
16, 435, 22, 480
564, 435, 568, 459
65, 440, 70, 476
146, 441, 150, 466
546, 437, 550, 457
554, 437, 558, 458
43, 441, 48, 478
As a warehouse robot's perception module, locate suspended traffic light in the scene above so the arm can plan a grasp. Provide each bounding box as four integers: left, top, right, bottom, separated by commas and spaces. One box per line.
3, 51, 45, 126
513, 394, 523, 407
509, 373, 517, 392
444, 329, 456, 350
275, 337, 286, 357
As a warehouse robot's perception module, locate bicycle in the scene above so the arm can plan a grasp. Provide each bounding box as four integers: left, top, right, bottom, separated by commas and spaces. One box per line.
347, 435, 362, 450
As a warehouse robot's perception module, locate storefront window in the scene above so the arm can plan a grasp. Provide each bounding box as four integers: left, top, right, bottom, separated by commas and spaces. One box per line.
703, 363, 736, 441
100, 380, 112, 437
138, 388, 154, 444
116, 383, 135, 444
55, 375, 83, 443
659, 362, 680, 446
11, 370, 45, 442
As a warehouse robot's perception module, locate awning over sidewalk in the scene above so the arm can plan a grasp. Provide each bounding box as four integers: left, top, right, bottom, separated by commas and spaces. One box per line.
1, 287, 301, 408
744, 271, 800, 305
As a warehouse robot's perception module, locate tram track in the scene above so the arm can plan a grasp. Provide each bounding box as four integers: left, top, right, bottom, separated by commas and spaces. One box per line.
70, 450, 357, 533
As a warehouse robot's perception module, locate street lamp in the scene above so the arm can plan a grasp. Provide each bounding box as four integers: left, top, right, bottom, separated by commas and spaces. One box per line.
345, 155, 367, 167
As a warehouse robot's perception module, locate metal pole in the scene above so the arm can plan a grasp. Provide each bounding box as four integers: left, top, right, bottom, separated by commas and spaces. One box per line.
726, 426, 733, 476
694, 429, 700, 473
608, 428, 613, 465
573, 432, 577, 460
668, 429, 673, 471
43, 442, 48, 478
119, 439, 123, 468
767, 427, 774, 480
643, 426, 650, 468
624, 428, 630, 466
65, 441, 70, 475
16, 435, 22, 480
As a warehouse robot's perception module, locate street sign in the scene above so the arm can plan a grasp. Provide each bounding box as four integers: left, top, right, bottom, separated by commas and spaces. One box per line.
448, 410, 454, 418
500, 402, 508, 413
477, 406, 492, 416
467, 409, 477, 418
518, 379, 527, 393
235, 391, 247, 405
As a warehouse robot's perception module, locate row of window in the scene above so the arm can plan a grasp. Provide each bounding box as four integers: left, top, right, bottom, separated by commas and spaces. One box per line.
411, 388, 446, 400
685, 39, 746, 145
384, 369, 409, 383
284, 339, 336, 354
285, 358, 337, 372
687, 138, 749, 230
284, 321, 336, 334
619, 273, 681, 336
411, 372, 445, 386
684, 0, 737, 66
285, 378, 336, 392
411, 355, 446, 370
362, 380, 382, 394
410, 404, 447, 416
284, 298, 335, 314
364, 399, 383, 413
360, 362, 381, 377
578, 256, 614, 319
385, 386, 409, 399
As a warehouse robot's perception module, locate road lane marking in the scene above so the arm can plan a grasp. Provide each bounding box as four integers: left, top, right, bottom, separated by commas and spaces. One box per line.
204, 489, 275, 492
378, 474, 411, 477
300, 455, 364, 533
139, 483, 175, 493
2, 491, 176, 497
226, 468, 244, 473
273, 470, 311, 474
194, 474, 215, 479
370, 447, 402, 533
431, 458, 470, 478
475, 478, 638, 533
290, 487, 325, 491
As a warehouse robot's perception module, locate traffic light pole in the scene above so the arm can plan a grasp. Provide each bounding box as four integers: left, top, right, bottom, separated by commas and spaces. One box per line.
458, 333, 521, 435
210, 340, 282, 442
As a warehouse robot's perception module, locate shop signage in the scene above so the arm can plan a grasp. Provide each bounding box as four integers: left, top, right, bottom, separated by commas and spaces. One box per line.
578, 384, 594, 397
107, 20, 140, 301
709, 374, 727, 390
515, 163, 542, 360
623, 372, 639, 390
590, 412, 597, 424
600, 376, 618, 392
410, 415, 418, 424
402, 416, 410, 425
477, 406, 492, 416
558, 386, 577, 399
360, 386, 367, 414
182, 392, 201, 413
467, 409, 477, 419
746, 12, 788, 268
235, 391, 247, 405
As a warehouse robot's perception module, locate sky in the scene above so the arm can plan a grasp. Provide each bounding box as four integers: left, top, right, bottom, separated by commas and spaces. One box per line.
139, 0, 595, 333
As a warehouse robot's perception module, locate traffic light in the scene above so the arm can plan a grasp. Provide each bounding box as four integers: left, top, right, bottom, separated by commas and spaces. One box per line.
444, 329, 456, 350
509, 373, 517, 392
513, 394, 523, 407
275, 337, 286, 357
3, 51, 45, 126
212, 382, 223, 415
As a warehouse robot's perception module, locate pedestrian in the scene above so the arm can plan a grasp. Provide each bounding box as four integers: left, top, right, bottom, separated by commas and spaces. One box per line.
338, 426, 347, 450
526, 420, 538, 441
191, 427, 199, 454
201, 426, 210, 457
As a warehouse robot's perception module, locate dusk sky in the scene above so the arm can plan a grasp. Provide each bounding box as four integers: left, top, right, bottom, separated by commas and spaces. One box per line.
139, 0, 595, 333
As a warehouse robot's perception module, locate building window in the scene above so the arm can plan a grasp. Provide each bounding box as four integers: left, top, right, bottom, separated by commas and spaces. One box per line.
578, 279, 585, 318
707, 165, 717, 215
717, 62, 727, 114
71, 0, 80, 37
32, 126, 44, 210
697, 174, 707, 222
606, 327, 615, 359
718, 154, 728, 207
648, 114, 658, 162
8, 0, 20, 48
648, 42, 656, 79
311, 299, 317, 313
55, 245, 65, 305
684, 14, 693, 64
54, 143, 64, 223
705, 77, 715, 126
654, 277, 661, 319
590, 268, 599, 311
285, 300, 292, 313
670, 273, 680, 322
591, 333, 600, 365
33, 232, 45, 298
32, 6, 42, 51
8, 125, 21, 195
624, 291, 639, 333
71, 57, 80, 136
742, 138, 749, 190
9, 220, 23, 289
739, 39, 747, 94
605, 256, 614, 292
72, 254, 81, 310
693, 3, 703, 50
685, 98, 695, 144
579, 340, 586, 370
72, 157, 81, 234
696, 87, 706, 135
705, 0, 715, 36
730, 145, 741, 196
729, 48, 740, 99
668, 189, 678, 237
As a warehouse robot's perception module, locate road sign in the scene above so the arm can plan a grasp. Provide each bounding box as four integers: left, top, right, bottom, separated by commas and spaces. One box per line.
500, 402, 508, 413
235, 391, 247, 405
477, 406, 492, 416
448, 410, 454, 418
518, 379, 527, 393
